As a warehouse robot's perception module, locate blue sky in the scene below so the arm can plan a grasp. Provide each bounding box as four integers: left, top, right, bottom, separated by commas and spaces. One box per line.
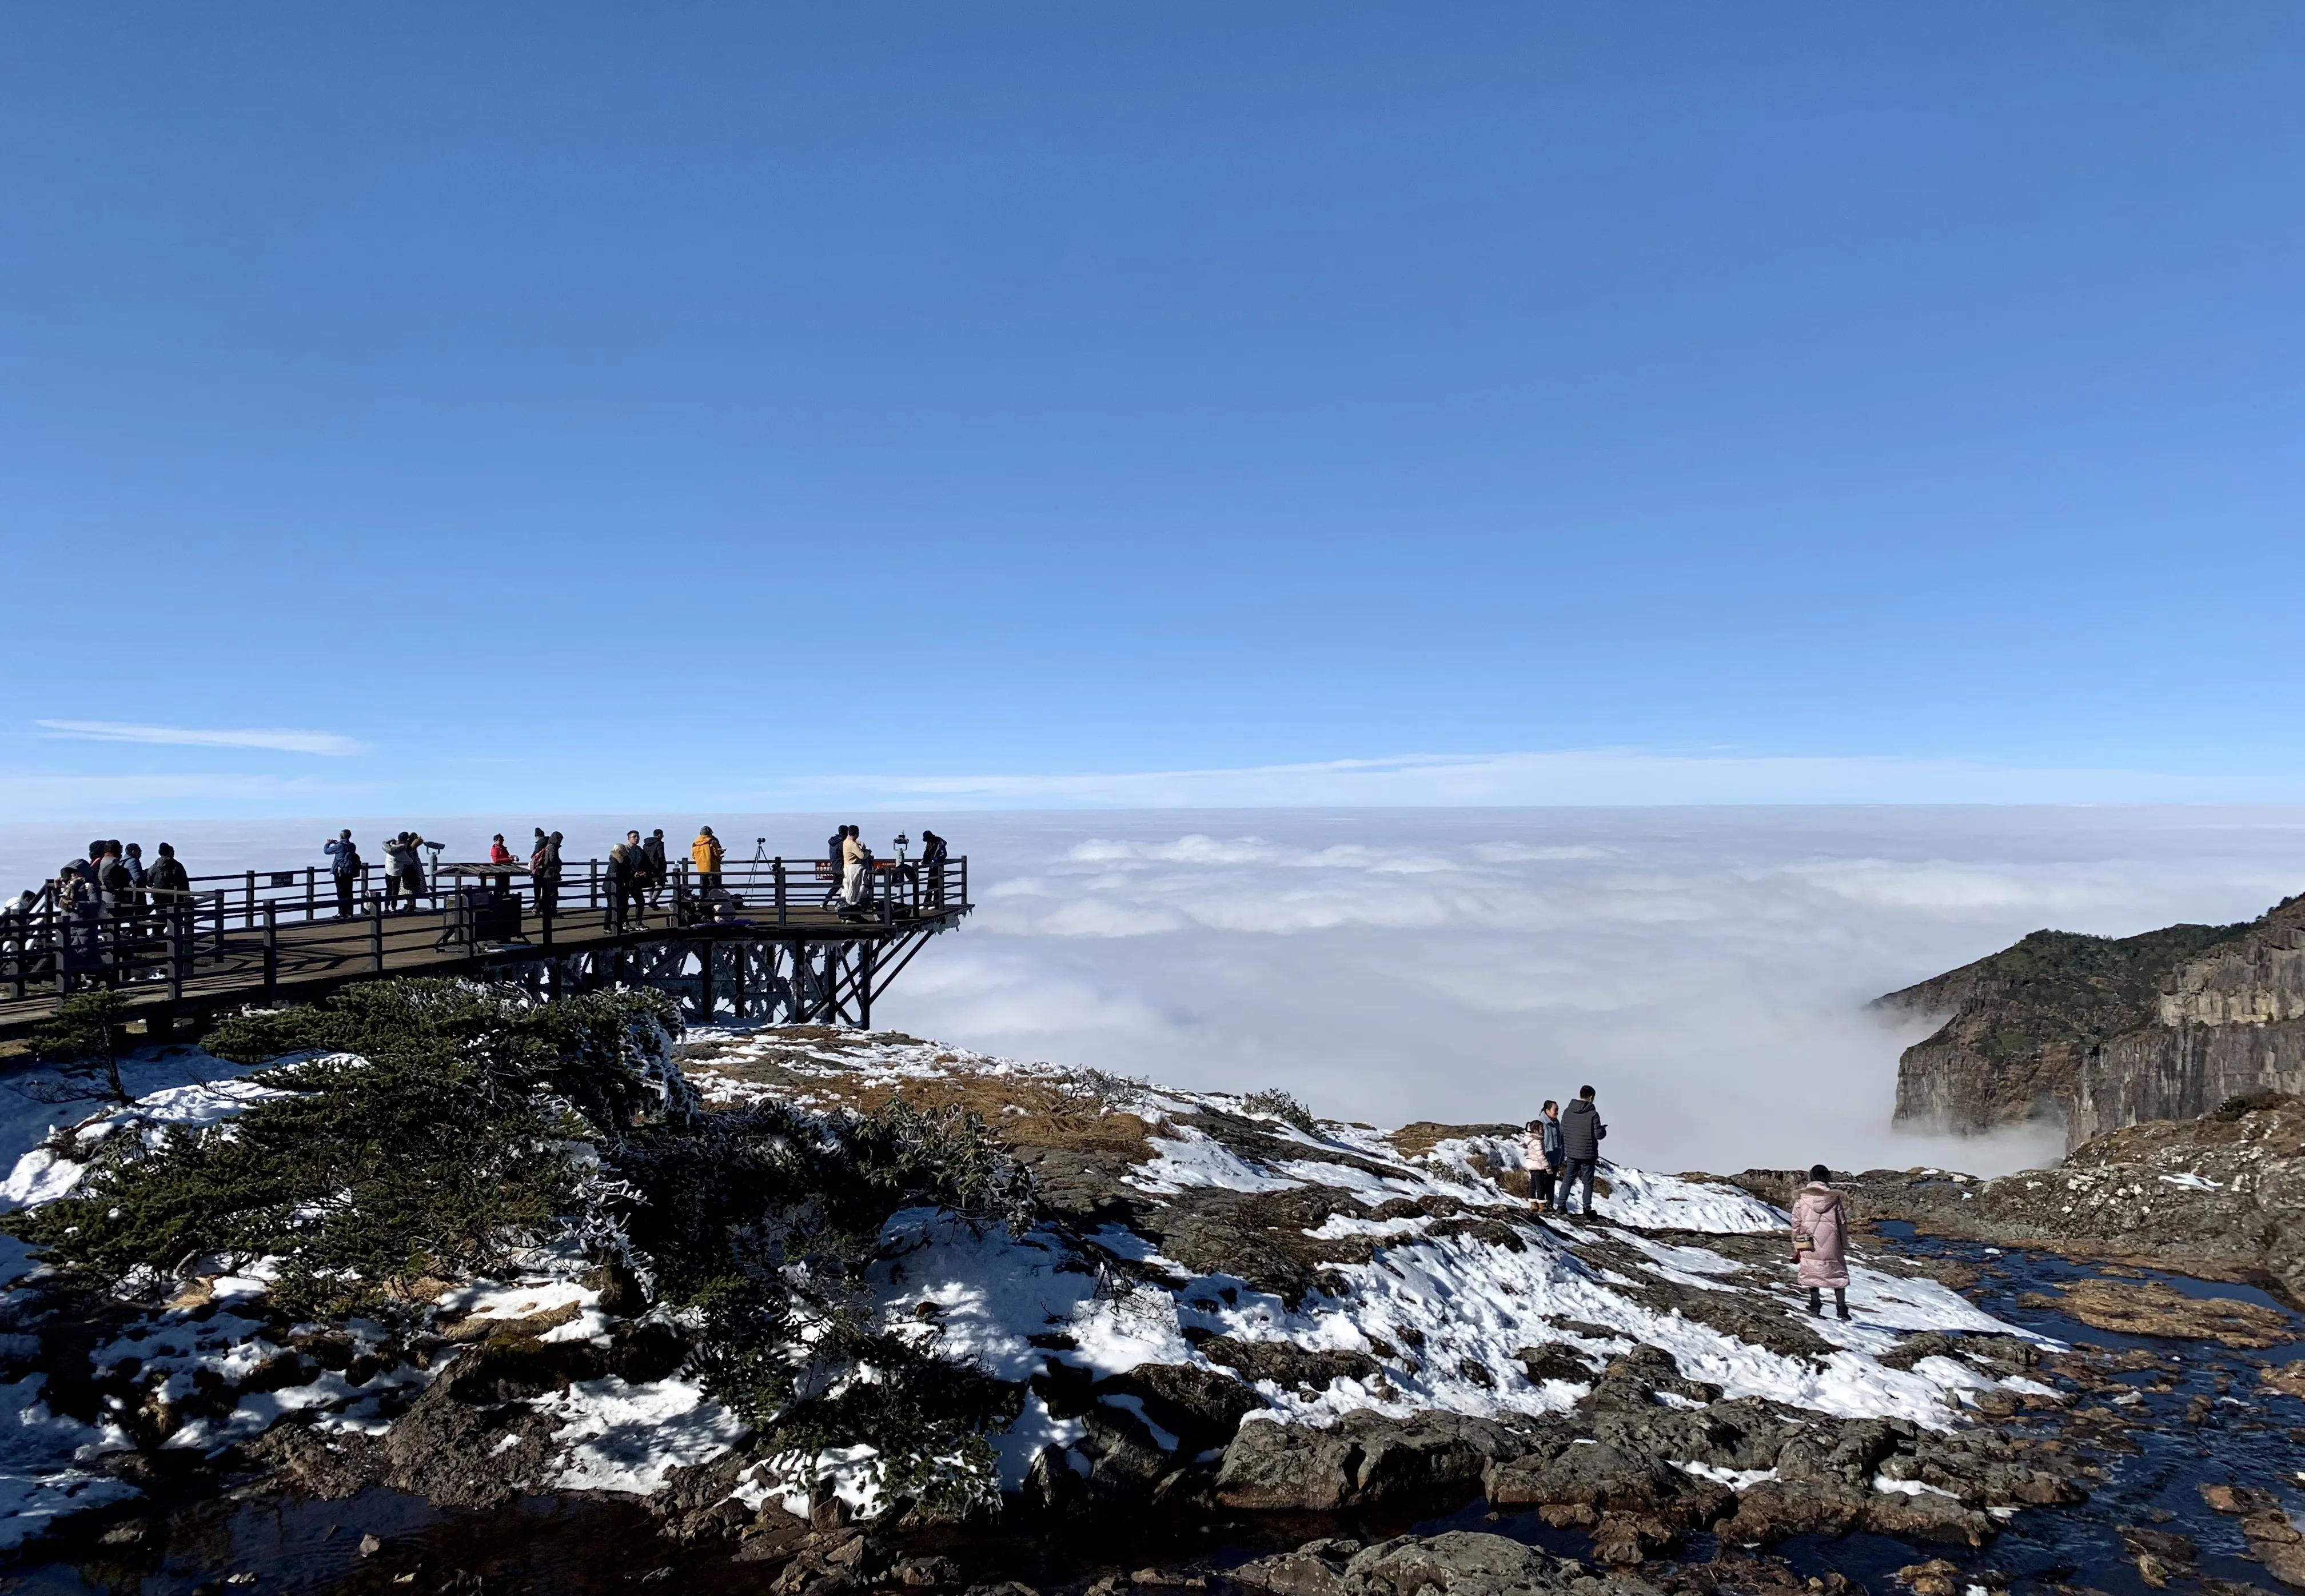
6, 4, 2303, 819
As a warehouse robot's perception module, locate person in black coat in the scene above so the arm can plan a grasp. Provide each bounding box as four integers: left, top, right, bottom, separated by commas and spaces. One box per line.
1554, 1086, 1607, 1218
642, 829, 669, 908
919, 829, 949, 907
823, 827, 847, 908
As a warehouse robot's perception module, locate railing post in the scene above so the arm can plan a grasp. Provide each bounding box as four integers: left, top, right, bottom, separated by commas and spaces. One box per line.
169, 905, 188, 1002
369, 893, 385, 973
588, 858, 599, 912
305, 868, 315, 921
465, 882, 481, 961
262, 902, 278, 1006
245, 870, 256, 931
540, 885, 555, 951
775, 860, 787, 928
51, 903, 68, 998
960, 855, 968, 908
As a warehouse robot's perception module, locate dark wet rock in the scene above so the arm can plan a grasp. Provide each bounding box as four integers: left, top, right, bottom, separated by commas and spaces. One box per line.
1587, 1511, 1678, 1565
1860, 1487, 1996, 1547
1213, 1410, 1527, 1513
1717, 1479, 1869, 1545
1233, 1530, 1657, 1596
1135, 1178, 1541, 1310
1190, 1333, 1386, 1395
1515, 1343, 1601, 1387
244, 1421, 375, 1500
1544, 1319, 1632, 1346
1484, 1435, 1728, 1531
1582, 1344, 1725, 1409
892, 1556, 964, 1587
767, 1524, 896, 1595
1892, 1558, 1961, 1596
1131, 1186, 1379, 1308
2118, 1526, 2198, 1563
1606, 1279, 1832, 1363
1875, 1331, 2041, 1376
2244, 1509, 2305, 1590
1772, 1417, 1903, 1487
1094, 1361, 1263, 1452
2202, 1482, 2282, 1515
2015, 1279, 2291, 1348
1076, 1400, 1178, 1502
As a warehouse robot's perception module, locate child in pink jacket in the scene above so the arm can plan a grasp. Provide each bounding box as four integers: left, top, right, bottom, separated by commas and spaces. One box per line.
1792, 1163, 1851, 1320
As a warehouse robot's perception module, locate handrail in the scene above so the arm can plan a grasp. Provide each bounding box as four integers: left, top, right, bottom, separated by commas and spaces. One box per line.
0, 850, 970, 1006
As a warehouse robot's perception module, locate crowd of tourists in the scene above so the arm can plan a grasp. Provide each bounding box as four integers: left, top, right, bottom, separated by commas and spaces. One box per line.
3, 824, 958, 995
7, 839, 195, 931
0, 840, 198, 987
8, 825, 954, 931
316, 822, 953, 929
1520, 1090, 1852, 1319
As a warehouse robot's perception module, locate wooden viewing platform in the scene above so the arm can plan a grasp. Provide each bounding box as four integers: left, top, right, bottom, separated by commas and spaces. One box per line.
0, 851, 971, 1042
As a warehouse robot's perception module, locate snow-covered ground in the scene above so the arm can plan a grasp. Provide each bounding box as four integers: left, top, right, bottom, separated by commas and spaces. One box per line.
0, 1026, 2059, 1546
683, 1029, 2060, 1510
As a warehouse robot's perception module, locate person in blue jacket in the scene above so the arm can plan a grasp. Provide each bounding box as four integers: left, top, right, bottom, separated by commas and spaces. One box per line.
324, 830, 363, 919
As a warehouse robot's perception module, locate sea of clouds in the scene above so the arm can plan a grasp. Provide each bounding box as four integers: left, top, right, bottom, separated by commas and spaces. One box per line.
12, 806, 2305, 1179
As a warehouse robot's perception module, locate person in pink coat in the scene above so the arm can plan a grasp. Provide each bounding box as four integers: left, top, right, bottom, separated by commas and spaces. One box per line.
1791, 1163, 1851, 1320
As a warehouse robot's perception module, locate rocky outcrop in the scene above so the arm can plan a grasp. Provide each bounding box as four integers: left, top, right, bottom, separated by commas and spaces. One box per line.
1802, 1090, 2305, 1301
1233, 1531, 1656, 1596
1213, 1410, 1530, 1513
1211, 1352, 2088, 1564
1881, 895, 2305, 1147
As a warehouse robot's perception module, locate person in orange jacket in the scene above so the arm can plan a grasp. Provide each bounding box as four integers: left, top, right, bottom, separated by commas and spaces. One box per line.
691, 826, 725, 892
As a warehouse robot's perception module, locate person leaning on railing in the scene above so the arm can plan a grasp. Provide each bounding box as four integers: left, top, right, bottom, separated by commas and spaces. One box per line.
122, 843, 149, 916
97, 844, 130, 916
608, 832, 649, 931
530, 830, 563, 920
51, 860, 98, 980
146, 843, 190, 913
691, 826, 724, 893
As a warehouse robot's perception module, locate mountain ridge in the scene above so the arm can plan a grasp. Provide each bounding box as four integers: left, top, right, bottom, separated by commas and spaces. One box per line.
1881, 893, 2305, 1147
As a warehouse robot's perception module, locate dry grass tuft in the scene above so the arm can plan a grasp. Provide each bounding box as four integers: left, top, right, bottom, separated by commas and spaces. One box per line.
824, 1074, 1155, 1158
1388, 1120, 1521, 1160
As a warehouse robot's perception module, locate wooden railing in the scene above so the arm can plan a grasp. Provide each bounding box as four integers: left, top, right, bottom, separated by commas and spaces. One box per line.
1, 851, 968, 1003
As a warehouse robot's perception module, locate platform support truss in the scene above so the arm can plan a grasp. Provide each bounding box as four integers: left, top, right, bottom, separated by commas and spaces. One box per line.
492, 930, 934, 1029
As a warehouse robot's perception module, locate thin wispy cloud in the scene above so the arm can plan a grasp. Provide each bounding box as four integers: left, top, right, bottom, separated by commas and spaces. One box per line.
770, 748, 2283, 809
35, 720, 371, 757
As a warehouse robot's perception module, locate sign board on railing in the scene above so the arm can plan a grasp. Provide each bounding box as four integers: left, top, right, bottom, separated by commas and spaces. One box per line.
270, 872, 296, 888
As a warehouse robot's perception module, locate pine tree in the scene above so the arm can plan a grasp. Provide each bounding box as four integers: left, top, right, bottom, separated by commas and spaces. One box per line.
28, 991, 133, 1106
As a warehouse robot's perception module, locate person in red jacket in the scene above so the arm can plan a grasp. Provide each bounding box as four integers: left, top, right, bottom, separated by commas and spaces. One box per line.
489, 833, 515, 864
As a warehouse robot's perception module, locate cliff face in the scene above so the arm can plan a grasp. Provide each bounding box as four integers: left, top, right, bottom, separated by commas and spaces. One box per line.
2070, 897, 2305, 1144
1880, 920, 2256, 1142
1884, 895, 2305, 1148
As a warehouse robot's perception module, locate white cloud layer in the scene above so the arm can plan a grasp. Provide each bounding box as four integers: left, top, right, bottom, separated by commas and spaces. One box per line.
34, 720, 370, 757
9, 805, 2304, 1181
776, 748, 2292, 808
